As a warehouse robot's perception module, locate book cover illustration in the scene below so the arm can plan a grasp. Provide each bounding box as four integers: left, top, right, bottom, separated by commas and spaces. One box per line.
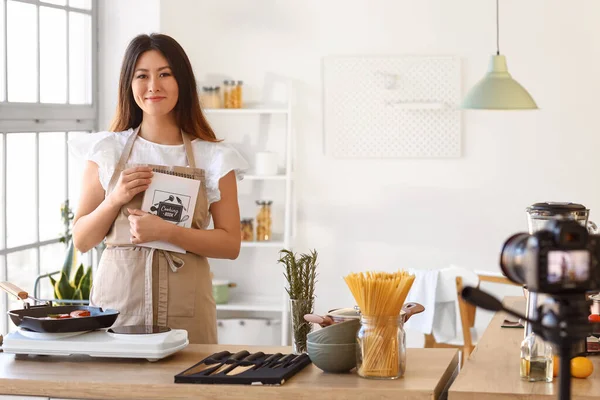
139, 171, 200, 254
148, 190, 192, 226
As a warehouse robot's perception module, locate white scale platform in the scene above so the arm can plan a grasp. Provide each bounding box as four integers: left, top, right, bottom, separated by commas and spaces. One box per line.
2, 328, 189, 362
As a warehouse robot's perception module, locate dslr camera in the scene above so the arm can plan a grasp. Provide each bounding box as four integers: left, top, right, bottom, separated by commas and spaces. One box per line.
500, 219, 600, 294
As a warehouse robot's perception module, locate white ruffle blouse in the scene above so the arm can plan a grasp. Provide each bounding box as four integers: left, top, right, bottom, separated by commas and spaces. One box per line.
68, 128, 249, 206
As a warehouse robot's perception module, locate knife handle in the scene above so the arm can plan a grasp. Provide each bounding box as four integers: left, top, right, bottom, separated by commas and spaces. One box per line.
223, 352, 265, 374
180, 351, 233, 376
257, 352, 283, 369
269, 353, 295, 368
204, 350, 232, 363
283, 353, 310, 368
205, 350, 251, 375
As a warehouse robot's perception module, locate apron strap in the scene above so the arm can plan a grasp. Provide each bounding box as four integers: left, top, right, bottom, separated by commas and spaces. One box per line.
182, 132, 196, 169
107, 127, 140, 194
144, 248, 185, 327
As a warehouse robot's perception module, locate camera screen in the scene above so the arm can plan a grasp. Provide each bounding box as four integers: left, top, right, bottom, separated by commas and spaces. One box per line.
547, 250, 590, 284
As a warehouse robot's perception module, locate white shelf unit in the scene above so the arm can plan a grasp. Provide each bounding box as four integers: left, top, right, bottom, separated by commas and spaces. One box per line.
205, 92, 293, 346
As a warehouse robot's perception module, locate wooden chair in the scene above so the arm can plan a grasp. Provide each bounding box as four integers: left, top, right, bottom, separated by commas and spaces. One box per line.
424, 273, 521, 364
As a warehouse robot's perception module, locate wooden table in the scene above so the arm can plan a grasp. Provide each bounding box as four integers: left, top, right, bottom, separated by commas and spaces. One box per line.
0, 344, 459, 400
449, 296, 600, 400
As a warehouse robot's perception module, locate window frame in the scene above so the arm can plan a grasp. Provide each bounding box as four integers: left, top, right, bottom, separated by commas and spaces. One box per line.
0, 0, 98, 334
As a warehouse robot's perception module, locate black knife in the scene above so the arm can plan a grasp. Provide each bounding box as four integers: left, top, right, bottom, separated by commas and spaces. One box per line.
224, 352, 266, 375
283, 353, 310, 368
206, 350, 251, 375
181, 351, 232, 376
269, 353, 296, 369
256, 352, 283, 369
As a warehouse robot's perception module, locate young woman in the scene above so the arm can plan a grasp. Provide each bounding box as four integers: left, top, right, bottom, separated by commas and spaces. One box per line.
69, 33, 248, 344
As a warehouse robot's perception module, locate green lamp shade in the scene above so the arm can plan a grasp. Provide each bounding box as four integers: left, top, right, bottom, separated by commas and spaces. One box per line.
461, 55, 538, 110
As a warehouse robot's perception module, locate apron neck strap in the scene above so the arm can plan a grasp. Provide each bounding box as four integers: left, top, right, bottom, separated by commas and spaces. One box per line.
182, 132, 196, 169
107, 126, 140, 192
107, 126, 197, 192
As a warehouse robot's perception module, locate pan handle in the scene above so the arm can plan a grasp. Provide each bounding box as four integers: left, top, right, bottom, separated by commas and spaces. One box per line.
0, 281, 29, 301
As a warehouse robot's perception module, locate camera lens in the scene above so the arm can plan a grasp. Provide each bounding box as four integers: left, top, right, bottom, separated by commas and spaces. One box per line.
500, 233, 530, 285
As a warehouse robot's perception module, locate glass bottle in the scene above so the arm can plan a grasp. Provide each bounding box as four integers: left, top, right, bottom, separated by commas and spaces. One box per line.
234, 80, 243, 109
356, 315, 406, 379
255, 200, 272, 241
212, 86, 222, 108
520, 332, 553, 382
223, 80, 233, 109
199, 86, 212, 108
240, 218, 254, 241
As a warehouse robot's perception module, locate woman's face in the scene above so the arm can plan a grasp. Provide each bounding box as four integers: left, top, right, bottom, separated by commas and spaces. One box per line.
131, 50, 179, 118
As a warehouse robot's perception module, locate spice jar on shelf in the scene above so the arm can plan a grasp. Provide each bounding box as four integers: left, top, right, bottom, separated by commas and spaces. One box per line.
233, 80, 243, 109
255, 200, 272, 241
223, 80, 234, 109
200, 86, 221, 109
240, 218, 254, 241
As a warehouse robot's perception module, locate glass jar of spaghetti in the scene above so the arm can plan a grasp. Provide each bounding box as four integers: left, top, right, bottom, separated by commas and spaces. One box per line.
356, 315, 406, 379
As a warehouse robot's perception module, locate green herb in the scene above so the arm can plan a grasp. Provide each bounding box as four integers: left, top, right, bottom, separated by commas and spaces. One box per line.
278, 249, 318, 301
278, 249, 319, 353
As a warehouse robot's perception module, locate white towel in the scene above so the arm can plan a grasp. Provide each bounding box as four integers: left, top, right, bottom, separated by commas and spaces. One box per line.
431, 265, 479, 344
405, 268, 439, 335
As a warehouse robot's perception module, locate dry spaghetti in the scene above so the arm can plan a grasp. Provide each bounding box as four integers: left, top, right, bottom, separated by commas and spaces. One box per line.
344, 270, 415, 378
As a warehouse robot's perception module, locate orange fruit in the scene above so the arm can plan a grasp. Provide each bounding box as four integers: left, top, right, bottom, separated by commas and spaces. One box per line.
553, 355, 559, 377
571, 357, 594, 379
589, 314, 600, 323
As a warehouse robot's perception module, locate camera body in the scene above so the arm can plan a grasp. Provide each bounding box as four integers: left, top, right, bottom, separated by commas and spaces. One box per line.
501, 219, 600, 294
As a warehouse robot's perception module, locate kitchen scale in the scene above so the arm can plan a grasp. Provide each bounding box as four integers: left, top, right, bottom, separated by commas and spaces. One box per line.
1, 325, 189, 362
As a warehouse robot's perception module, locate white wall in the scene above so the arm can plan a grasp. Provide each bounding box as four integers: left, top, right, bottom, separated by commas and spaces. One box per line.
98, 0, 160, 130
99, 0, 600, 345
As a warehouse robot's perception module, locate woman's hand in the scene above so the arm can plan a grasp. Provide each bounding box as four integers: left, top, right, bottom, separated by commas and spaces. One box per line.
107, 167, 153, 207
127, 208, 171, 244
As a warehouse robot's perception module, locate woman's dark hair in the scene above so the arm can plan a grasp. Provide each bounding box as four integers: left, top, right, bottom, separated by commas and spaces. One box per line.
110, 33, 218, 142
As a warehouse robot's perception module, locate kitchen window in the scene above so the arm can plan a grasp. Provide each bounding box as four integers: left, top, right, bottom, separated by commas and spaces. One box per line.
0, 0, 97, 334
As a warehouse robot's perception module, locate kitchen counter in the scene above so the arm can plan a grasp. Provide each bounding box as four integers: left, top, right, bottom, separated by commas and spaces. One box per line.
0, 344, 458, 400
449, 296, 600, 400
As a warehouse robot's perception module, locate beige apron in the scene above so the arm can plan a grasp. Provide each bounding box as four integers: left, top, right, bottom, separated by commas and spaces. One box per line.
90, 126, 217, 344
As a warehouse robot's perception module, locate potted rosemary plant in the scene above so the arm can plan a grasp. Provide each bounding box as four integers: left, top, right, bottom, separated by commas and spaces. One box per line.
278, 249, 318, 354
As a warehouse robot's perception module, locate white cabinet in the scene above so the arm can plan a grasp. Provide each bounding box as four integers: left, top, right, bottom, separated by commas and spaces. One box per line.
217, 318, 281, 346
204, 83, 294, 346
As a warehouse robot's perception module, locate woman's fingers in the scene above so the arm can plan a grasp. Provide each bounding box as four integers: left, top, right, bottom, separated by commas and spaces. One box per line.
122, 166, 153, 175
122, 170, 153, 183
126, 178, 152, 189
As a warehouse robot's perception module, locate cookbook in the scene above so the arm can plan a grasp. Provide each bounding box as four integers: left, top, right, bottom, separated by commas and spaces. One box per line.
139, 170, 200, 253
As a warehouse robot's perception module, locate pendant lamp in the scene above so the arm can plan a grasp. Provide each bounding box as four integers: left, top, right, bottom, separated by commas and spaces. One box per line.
461, 0, 537, 110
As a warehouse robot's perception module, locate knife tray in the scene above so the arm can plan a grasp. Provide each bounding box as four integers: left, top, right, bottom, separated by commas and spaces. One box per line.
174, 352, 312, 385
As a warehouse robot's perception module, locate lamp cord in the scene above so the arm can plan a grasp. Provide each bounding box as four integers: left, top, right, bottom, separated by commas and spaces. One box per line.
496, 0, 500, 55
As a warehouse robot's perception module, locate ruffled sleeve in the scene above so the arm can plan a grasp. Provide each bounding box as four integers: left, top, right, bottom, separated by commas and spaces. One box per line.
67, 131, 121, 190
206, 143, 249, 204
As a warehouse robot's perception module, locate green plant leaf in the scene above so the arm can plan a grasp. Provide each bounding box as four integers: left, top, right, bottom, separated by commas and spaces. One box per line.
49, 275, 58, 300
72, 263, 84, 287
78, 267, 92, 300
54, 271, 75, 300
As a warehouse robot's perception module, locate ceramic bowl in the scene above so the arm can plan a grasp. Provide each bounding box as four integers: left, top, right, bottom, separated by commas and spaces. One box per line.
306, 319, 360, 344
307, 341, 357, 373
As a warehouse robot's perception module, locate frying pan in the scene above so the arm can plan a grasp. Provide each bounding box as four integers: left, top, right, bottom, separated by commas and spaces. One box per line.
304, 302, 425, 327
0, 281, 119, 333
